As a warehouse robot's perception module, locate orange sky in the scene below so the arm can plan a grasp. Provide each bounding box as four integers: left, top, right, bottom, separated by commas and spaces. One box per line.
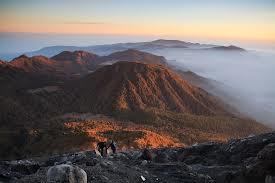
0, 0, 275, 44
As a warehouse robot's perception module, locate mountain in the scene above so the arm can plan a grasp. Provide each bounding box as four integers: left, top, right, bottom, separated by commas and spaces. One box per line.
50, 49, 167, 74
51, 50, 99, 75
209, 45, 246, 51
51, 50, 98, 63
25, 39, 244, 58
99, 49, 167, 65
6, 49, 166, 77
150, 39, 191, 48
67, 61, 231, 116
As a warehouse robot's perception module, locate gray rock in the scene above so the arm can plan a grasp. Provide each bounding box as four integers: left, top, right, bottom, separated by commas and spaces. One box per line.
47, 164, 87, 183
6, 160, 40, 176
85, 158, 99, 166
154, 151, 169, 163
266, 175, 275, 183
141, 160, 148, 166
2, 131, 275, 183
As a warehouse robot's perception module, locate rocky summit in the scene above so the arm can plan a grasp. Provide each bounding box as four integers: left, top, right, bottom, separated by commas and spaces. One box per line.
0, 131, 274, 183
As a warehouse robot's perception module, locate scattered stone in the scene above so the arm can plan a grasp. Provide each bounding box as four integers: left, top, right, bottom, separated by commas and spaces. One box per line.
83, 150, 97, 159
85, 158, 99, 166
140, 175, 146, 181
8, 160, 40, 175
100, 160, 113, 168
141, 160, 148, 166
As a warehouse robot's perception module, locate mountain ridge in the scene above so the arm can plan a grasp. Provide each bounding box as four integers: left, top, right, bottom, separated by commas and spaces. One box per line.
25, 39, 245, 58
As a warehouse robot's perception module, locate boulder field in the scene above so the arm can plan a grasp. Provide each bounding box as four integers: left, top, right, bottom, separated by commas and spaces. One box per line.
0, 132, 274, 183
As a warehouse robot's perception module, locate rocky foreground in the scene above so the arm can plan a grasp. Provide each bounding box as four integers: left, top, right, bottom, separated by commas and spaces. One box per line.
0, 132, 274, 183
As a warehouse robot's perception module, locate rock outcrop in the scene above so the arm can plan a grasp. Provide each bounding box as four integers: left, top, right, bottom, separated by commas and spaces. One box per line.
0, 132, 274, 183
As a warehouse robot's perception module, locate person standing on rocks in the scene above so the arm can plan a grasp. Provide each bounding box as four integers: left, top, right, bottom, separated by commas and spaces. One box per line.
108, 140, 117, 154
140, 148, 152, 161
97, 141, 107, 157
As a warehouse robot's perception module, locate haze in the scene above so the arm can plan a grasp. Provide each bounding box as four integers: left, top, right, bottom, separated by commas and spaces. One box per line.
151, 49, 275, 127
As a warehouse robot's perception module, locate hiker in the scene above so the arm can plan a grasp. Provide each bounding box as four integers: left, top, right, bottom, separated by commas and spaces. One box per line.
97, 141, 107, 157
140, 148, 152, 161
108, 140, 117, 154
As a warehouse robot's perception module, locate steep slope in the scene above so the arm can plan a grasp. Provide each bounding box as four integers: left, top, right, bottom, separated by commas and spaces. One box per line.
99, 49, 167, 65
68, 61, 230, 116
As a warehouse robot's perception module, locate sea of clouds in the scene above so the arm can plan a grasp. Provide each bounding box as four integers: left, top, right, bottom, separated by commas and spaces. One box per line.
152, 48, 275, 128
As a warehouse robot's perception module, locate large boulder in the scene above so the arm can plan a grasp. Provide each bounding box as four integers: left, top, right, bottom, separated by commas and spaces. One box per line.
266, 175, 275, 183
47, 164, 87, 183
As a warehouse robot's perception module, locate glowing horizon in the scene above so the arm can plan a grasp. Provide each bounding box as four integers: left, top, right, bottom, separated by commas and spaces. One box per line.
1, 0, 275, 44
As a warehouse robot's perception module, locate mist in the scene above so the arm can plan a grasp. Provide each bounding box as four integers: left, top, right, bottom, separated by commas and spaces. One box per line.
150, 48, 275, 128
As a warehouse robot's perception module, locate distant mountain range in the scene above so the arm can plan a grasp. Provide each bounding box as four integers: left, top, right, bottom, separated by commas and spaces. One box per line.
25, 39, 246, 58
3, 49, 166, 77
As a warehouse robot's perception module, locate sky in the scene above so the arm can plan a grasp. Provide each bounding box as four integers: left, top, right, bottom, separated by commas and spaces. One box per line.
0, 0, 275, 54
